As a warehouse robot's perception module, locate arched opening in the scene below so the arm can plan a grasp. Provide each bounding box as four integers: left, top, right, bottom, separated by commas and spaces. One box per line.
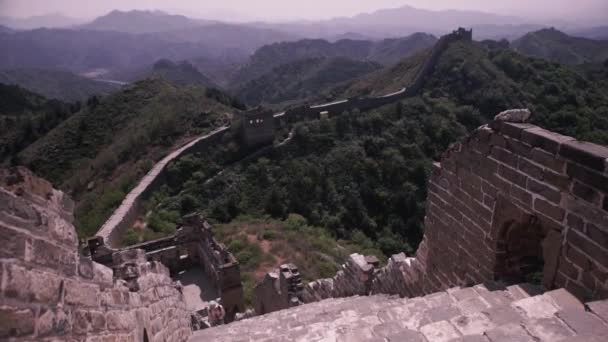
495, 215, 546, 285
143, 328, 149, 342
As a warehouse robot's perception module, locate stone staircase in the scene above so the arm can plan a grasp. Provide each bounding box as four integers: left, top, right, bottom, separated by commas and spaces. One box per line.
188, 283, 608, 342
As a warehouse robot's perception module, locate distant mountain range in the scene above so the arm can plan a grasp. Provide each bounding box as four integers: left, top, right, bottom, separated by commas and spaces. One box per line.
234, 57, 382, 106
512, 28, 608, 65
231, 33, 436, 86
0, 13, 84, 29
79, 10, 214, 34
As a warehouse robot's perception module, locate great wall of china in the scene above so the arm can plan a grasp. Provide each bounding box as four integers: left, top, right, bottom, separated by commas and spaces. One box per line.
3, 27, 608, 341
93, 28, 474, 249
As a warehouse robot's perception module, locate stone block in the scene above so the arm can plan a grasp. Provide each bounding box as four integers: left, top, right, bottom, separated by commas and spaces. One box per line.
31, 238, 77, 275
566, 230, 608, 270
65, 279, 100, 307
79, 257, 94, 279
419, 320, 461, 342
527, 178, 561, 204
587, 300, 608, 324
571, 181, 601, 205
0, 307, 35, 338
384, 329, 426, 342
559, 140, 608, 172
451, 312, 494, 335
521, 127, 574, 155
484, 323, 535, 342
0, 224, 26, 259
534, 198, 565, 221
491, 146, 518, 167
498, 164, 527, 188
483, 305, 523, 326
544, 289, 585, 311
106, 311, 136, 332
566, 163, 608, 193
518, 157, 544, 181
531, 147, 566, 173
37, 307, 72, 337
523, 317, 574, 341
557, 309, 608, 335
512, 295, 559, 319
499, 122, 537, 140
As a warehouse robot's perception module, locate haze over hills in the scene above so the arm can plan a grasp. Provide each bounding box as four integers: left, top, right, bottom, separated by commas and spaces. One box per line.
80, 10, 214, 33
235, 57, 382, 106
512, 28, 608, 65
231, 33, 436, 86
0, 13, 85, 29
0, 68, 121, 101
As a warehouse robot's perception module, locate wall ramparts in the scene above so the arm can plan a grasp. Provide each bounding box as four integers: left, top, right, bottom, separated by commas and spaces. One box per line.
303, 119, 608, 303
0, 167, 192, 342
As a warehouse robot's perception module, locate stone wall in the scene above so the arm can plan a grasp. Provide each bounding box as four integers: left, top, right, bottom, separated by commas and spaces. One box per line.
304, 119, 608, 303
0, 167, 192, 341
253, 264, 303, 315
90, 214, 245, 322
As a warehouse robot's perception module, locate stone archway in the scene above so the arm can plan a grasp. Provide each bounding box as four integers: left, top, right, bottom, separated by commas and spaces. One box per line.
491, 196, 562, 289
143, 328, 150, 342
495, 215, 545, 285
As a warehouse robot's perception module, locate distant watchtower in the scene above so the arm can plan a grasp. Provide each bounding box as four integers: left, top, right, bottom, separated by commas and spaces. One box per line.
233, 108, 275, 148
452, 27, 473, 42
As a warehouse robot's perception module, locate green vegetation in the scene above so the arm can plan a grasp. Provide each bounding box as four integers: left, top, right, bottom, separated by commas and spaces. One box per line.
14, 78, 242, 238
0, 83, 77, 162
211, 215, 384, 305
512, 28, 608, 65
235, 57, 381, 106
144, 40, 608, 263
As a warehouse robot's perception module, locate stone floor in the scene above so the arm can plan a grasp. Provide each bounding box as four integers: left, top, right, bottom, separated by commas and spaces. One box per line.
189, 283, 608, 342
176, 268, 219, 312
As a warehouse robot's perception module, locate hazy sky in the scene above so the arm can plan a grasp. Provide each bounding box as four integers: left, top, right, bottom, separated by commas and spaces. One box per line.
1, 0, 607, 22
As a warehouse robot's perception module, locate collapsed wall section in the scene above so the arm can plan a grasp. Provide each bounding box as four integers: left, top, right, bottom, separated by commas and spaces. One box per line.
0, 168, 192, 341
304, 120, 608, 303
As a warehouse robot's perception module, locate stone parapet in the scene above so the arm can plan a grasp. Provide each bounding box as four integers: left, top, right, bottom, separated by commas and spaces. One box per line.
0, 167, 192, 341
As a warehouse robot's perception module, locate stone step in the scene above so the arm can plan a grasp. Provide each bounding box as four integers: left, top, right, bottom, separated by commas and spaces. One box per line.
188, 284, 608, 342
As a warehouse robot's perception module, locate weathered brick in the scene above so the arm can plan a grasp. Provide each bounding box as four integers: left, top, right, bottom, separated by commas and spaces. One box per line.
65, 279, 100, 307
559, 257, 581, 280
73, 310, 106, 335
527, 178, 561, 204
560, 140, 608, 172
567, 230, 608, 269
566, 213, 585, 233
37, 308, 71, 337
491, 146, 518, 167
566, 163, 608, 193
0, 224, 26, 259
498, 122, 537, 140
518, 158, 544, 181
0, 307, 35, 338
531, 147, 566, 173
31, 238, 76, 275
521, 127, 574, 155
543, 169, 571, 191
510, 185, 532, 207
505, 136, 532, 158
106, 311, 136, 331
534, 198, 565, 221
498, 164, 527, 188
567, 246, 592, 271
587, 223, 608, 248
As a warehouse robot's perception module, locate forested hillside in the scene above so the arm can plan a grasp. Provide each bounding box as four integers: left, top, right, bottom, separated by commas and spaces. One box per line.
0, 83, 77, 162
140, 40, 608, 259
235, 57, 382, 106
231, 33, 436, 86
16, 79, 242, 237
512, 28, 608, 65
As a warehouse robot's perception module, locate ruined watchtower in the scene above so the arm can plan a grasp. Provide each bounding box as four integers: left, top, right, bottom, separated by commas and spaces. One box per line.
233, 108, 275, 148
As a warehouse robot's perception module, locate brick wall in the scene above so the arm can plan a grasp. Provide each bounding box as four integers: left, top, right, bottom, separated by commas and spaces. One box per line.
305, 120, 608, 303
373, 121, 608, 301
0, 168, 193, 341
